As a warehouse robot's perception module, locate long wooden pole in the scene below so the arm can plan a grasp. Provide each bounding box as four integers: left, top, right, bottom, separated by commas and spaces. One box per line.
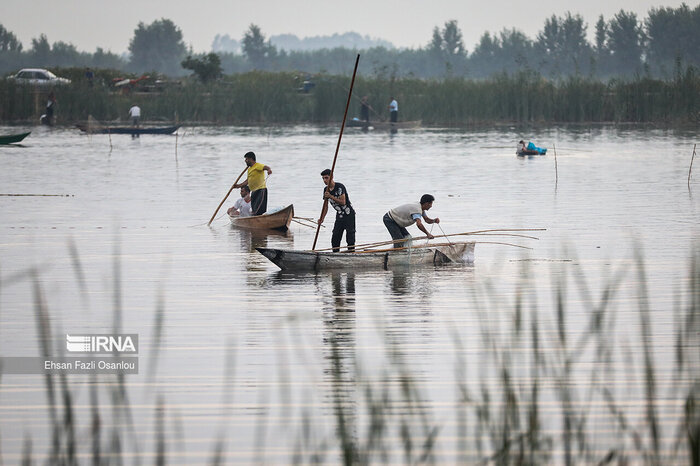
208, 166, 247, 226
688, 143, 697, 189
309, 228, 547, 252
312, 54, 360, 250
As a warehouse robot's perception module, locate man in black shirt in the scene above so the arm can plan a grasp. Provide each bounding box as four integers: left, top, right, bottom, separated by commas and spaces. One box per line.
317, 169, 356, 252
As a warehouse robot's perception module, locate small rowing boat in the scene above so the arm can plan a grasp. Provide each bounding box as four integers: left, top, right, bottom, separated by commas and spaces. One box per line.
347, 119, 422, 130
76, 124, 180, 135
516, 149, 546, 156
257, 241, 475, 271
229, 204, 294, 232
0, 131, 31, 145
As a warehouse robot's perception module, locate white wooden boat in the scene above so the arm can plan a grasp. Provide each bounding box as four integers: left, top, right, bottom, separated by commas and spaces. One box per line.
229, 204, 294, 231
256, 242, 475, 271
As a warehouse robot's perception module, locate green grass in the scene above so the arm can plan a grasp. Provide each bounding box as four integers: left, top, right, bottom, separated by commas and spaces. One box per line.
1, 70, 699, 125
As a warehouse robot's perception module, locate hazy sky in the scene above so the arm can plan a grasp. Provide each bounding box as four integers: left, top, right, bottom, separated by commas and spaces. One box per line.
0, 0, 691, 54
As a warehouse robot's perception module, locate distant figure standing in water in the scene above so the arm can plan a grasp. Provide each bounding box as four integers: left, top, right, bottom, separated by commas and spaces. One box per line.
360, 96, 372, 123
41, 91, 56, 126
128, 104, 141, 127
233, 151, 272, 216
388, 96, 398, 122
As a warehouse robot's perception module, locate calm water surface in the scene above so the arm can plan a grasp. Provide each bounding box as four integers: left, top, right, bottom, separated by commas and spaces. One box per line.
0, 124, 698, 462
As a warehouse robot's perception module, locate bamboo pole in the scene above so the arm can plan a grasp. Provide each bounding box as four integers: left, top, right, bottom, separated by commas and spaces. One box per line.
554, 143, 558, 186
207, 166, 247, 226
350, 240, 532, 254
312, 54, 360, 250
688, 143, 697, 189
309, 228, 546, 252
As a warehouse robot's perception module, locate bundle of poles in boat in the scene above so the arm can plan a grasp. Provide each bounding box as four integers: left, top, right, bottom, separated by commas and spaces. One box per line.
308, 228, 546, 253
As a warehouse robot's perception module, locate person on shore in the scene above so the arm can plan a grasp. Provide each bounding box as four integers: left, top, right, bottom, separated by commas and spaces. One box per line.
360, 96, 372, 123
227, 185, 253, 217
317, 169, 356, 252
383, 194, 440, 248
128, 104, 141, 127
233, 151, 272, 216
388, 96, 398, 122
42, 91, 56, 126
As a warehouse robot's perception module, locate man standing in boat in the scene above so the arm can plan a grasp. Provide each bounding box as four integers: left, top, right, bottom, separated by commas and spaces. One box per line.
317, 169, 356, 252
234, 151, 272, 216
388, 96, 398, 122
383, 194, 439, 248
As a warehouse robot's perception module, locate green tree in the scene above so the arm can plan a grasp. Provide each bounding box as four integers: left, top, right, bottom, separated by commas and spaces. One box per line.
607, 10, 644, 74
0, 24, 22, 52
646, 4, 700, 76
535, 13, 592, 77
242, 24, 277, 70
128, 18, 187, 76
427, 20, 467, 75
30, 34, 51, 64
181, 53, 223, 82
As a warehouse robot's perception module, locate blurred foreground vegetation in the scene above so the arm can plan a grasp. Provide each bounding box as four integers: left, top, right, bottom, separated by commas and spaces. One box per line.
3, 245, 699, 463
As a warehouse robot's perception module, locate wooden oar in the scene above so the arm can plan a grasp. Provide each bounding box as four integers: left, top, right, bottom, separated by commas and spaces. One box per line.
207, 167, 247, 226
311, 228, 546, 253
312, 54, 360, 250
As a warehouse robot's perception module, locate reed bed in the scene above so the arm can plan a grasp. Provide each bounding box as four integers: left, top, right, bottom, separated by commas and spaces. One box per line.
0, 70, 698, 125
1, 244, 699, 464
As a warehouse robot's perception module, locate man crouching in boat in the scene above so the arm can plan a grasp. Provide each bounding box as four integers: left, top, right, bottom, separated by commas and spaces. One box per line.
318, 169, 356, 252
233, 151, 272, 216
383, 194, 440, 248
227, 186, 253, 217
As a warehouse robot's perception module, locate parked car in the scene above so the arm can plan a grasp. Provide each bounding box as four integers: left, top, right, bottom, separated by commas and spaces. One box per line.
9, 68, 71, 86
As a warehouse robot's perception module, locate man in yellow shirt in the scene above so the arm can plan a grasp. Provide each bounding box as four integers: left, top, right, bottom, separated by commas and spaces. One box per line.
233, 151, 272, 216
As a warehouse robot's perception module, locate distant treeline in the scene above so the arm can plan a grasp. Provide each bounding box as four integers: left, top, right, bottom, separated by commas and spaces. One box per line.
1, 69, 698, 125
1, 4, 700, 80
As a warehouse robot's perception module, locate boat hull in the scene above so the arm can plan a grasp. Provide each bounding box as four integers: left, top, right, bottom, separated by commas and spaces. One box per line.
0, 131, 31, 144
347, 120, 421, 130
229, 204, 294, 231
256, 242, 475, 271
76, 124, 179, 135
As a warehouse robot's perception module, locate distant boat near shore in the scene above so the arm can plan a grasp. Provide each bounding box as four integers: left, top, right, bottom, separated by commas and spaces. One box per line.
75, 124, 179, 135
0, 131, 31, 145
347, 119, 422, 130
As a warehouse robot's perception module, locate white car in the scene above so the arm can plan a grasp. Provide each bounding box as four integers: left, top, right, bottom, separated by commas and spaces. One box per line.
10, 68, 71, 86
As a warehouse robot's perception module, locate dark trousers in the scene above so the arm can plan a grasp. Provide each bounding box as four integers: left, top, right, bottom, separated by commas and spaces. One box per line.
390, 111, 398, 123
383, 213, 409, 247
332, 214, 356, 252
251, 188, 268, 216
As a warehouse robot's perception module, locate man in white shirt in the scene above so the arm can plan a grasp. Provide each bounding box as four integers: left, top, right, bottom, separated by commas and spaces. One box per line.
128, 104, 141, 127
227, 186, 253, 217
388, 97, 398, 122
383, 194, 440, 248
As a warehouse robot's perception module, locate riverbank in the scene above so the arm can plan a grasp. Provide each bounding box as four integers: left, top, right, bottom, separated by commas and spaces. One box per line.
1, 70, 698, 125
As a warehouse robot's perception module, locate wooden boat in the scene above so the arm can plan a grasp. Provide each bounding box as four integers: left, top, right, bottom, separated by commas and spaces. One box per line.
0, 131, 31, 144
76, 124, 179, 135
256, 241, 475, 271
347, 119, 422, 130
229, 204, 294, 232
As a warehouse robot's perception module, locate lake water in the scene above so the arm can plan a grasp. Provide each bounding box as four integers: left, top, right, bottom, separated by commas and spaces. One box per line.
0, 124, 698, 463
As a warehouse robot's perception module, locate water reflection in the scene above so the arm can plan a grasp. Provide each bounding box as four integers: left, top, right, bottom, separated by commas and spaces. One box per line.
320, 272, 358, 461
229, 227, 293, 253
